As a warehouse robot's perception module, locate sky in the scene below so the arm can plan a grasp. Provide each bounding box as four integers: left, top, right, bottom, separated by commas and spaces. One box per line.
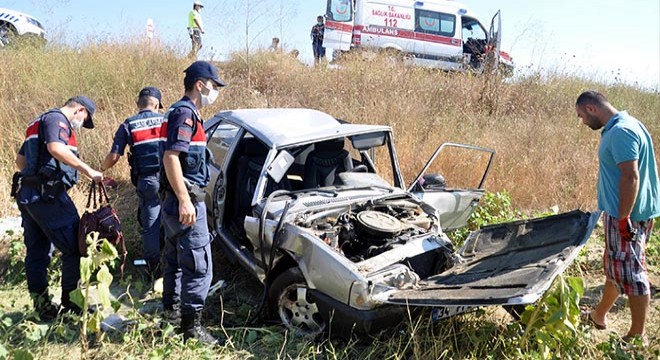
5, 0, 660, 89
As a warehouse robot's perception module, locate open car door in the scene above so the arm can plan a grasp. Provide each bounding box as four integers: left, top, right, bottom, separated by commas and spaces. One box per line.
486, 10, 502, 71
323, 0, 354, 51
409, 142, 495, 231
387, 210, 600, 306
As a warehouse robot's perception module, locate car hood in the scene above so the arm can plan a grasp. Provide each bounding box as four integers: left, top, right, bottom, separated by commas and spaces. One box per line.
385, 210, 601, 306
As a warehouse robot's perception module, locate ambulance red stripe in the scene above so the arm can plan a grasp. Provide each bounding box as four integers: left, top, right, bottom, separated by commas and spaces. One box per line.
355, 25, 460, 47
412, 32, 458, 46
325, 20, 354, 33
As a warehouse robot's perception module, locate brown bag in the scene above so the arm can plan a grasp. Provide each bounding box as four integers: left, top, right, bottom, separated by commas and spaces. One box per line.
78, 182, 127, 276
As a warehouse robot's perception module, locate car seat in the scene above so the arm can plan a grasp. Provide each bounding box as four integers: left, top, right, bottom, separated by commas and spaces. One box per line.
231, 138, 290, 237
302, 138, 353, 188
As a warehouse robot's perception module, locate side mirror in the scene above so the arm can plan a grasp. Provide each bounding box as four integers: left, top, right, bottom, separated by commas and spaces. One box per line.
266, 150, 295, 183
419, 174, 447, 190
351, 132, 386, 151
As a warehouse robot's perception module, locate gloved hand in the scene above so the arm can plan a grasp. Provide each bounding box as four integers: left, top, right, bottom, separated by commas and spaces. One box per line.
618, 216, 638, 242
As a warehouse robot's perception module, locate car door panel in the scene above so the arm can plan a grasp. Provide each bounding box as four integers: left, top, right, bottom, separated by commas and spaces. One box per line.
414, 190, 482, 231
409, 142, 495, 231
205, 121, 241, 231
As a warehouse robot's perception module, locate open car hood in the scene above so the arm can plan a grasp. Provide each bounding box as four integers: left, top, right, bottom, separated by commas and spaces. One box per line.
386, 210, 600, 306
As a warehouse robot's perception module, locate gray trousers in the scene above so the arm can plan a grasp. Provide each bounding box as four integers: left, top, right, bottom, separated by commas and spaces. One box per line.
160, 192, 213, 314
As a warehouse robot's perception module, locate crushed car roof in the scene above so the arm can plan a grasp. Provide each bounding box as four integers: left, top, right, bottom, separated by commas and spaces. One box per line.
207, 108, 391, 148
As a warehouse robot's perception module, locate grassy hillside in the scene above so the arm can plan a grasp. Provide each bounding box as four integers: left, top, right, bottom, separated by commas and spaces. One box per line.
0, 42, 658, 359
1, 41, 659, 216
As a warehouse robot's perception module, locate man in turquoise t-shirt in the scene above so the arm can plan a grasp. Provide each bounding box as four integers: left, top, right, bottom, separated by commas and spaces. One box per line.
577, 90, 660, 346
187, 0, 205, 58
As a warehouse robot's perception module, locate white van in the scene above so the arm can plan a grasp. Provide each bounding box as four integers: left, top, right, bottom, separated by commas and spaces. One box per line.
323, 0, 514, 73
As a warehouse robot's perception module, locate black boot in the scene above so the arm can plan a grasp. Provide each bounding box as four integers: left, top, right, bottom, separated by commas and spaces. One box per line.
163, 303, 181, 327
31, 290, 59, 322
180, 311, 222, 345
148, 260, 162, 280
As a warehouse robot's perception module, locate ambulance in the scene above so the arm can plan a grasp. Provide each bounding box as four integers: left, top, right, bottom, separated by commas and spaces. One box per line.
322, 0, 514, 73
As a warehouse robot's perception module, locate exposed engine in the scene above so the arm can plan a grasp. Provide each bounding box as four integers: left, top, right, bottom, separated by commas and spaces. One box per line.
296, 200, 436, 262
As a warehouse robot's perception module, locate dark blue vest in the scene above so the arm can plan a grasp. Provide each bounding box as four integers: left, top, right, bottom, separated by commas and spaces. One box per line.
22, 109, 79, 189
126, 110, 163, 176
160, 101, 209, 187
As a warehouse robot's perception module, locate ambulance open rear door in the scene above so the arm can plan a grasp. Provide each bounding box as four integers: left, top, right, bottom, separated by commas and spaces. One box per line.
487, 10, 502, 70
324, 0, 354, 51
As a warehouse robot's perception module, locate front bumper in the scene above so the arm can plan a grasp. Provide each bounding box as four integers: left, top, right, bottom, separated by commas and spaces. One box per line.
310, 289, 416, 337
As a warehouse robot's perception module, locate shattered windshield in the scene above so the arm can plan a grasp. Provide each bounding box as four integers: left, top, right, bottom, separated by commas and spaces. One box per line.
263, 133, 400, 196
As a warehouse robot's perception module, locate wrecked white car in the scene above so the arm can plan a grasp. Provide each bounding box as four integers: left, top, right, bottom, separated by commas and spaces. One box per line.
203, 108, 599, 336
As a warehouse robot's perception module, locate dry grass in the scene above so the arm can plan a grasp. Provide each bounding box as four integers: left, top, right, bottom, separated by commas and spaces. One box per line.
1, 40, 660, 359
1, 42, 659, 218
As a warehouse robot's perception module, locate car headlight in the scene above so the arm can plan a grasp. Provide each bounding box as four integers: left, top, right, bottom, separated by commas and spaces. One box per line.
348, 265, 420, 310
348, 280, 371, 310
392, 272, 411, 288
369, 263, 419, 289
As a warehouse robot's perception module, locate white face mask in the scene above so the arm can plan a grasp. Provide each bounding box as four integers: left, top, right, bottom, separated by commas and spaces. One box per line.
71, 110, 85, 130
200, 82, 219, 107
71, 119, 84, 130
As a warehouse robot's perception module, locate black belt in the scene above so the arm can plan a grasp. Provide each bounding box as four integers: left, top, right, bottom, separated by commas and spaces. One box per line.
186, 182, 206, 203
161, 181, 206, 203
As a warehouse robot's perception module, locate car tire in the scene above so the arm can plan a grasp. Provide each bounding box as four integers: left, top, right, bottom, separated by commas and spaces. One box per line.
0, 22, 15, 48
382, 48, 404, 66
268, 267, 326, 337
503, 304, 527, 321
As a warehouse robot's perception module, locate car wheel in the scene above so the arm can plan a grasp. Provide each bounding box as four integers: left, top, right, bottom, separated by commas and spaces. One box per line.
503, 304, 527, 321
268, 267, 326, 337
382, 48, 405, 66
0, 23, 14, 48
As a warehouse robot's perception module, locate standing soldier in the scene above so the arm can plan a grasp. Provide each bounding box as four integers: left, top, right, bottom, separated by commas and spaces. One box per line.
101, 87, 165, 279
159, 61, 225, 345
576, 90, 659, 346
187, 0, 205, 58
269, 37, 280, 52
14, 96, 103, 320
310, 15, 325, 66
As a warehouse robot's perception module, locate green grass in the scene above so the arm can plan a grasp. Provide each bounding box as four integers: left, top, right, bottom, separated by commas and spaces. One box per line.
2, 192, 659, 359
